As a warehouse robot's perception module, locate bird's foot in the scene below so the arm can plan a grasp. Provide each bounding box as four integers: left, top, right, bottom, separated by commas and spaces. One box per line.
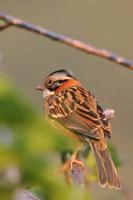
61, 153, 84, 172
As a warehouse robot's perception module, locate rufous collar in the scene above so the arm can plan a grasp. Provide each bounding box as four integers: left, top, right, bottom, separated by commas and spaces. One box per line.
55, 79, 81, 94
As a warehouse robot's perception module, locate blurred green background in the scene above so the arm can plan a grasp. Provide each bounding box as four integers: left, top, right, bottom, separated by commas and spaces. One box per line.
0, 0, 133, 200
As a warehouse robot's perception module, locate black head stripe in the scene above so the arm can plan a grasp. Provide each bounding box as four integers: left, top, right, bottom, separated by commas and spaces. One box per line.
48, 69, 73, 78
48, 79, 68, 91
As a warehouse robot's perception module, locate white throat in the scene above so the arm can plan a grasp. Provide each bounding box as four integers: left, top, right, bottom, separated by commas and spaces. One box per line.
43, 88, 54, 98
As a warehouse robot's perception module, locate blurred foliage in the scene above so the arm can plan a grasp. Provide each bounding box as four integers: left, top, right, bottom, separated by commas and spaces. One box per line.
0, 19, 6, 26
0, 18, 9, 31
0, 76, 121, 200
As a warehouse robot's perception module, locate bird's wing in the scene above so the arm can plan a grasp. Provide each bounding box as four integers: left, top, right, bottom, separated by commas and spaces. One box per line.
45, 86, 111, 140
96, 104, 112, 138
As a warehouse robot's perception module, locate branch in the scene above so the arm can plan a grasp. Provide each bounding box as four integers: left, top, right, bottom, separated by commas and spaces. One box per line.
15, 189, 41, 200
61, 151, 84, 188
0, 12, 133, 70
71, 162, 84, 188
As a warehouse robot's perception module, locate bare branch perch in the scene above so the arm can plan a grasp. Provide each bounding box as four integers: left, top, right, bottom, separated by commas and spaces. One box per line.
0, 12, 133, 70
61, 151, 84, 188
71, 162, 84, 188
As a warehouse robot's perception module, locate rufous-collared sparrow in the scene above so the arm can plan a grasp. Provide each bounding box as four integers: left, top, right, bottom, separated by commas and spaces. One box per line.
36, 69, 121, 189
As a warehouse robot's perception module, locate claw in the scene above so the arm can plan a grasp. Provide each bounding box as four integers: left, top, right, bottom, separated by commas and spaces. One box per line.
61, 153, 84, 173
70, 154, 84, 170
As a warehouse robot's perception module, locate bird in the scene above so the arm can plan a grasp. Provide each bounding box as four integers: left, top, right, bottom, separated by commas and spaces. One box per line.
36, 69, 121, 189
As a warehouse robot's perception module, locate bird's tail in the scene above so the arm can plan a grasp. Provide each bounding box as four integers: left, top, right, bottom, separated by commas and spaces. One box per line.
90, 141, 121, 189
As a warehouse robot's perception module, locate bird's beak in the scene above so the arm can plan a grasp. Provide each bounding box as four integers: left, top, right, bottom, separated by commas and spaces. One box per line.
35, 84, 45, 91
36, 84, 54, 98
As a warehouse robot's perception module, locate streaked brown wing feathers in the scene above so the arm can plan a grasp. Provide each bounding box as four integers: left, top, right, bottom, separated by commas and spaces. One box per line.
97, 104, 112, 137
44, 86, 111, 139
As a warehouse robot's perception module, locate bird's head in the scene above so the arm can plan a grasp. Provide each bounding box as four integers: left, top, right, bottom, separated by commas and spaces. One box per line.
36, 69, 78, 98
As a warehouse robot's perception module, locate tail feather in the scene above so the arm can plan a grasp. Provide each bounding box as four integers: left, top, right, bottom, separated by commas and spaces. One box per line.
91, 142, 107, 187
91, 142, 121, 189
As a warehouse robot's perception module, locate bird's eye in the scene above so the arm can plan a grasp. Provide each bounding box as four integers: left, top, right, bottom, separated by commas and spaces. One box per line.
48, 80, 52, 85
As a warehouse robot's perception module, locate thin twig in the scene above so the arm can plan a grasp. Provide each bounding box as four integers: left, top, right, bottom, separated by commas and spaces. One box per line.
0, 12, 133, 70
14, 189, 41, 200
0, 21, 11, 30
71, 162, 84, 188
61, 151, 84, 188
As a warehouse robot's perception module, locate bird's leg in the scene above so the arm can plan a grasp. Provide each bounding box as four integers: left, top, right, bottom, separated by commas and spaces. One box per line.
61, 145, 84, 173
69, 149, 84, 170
